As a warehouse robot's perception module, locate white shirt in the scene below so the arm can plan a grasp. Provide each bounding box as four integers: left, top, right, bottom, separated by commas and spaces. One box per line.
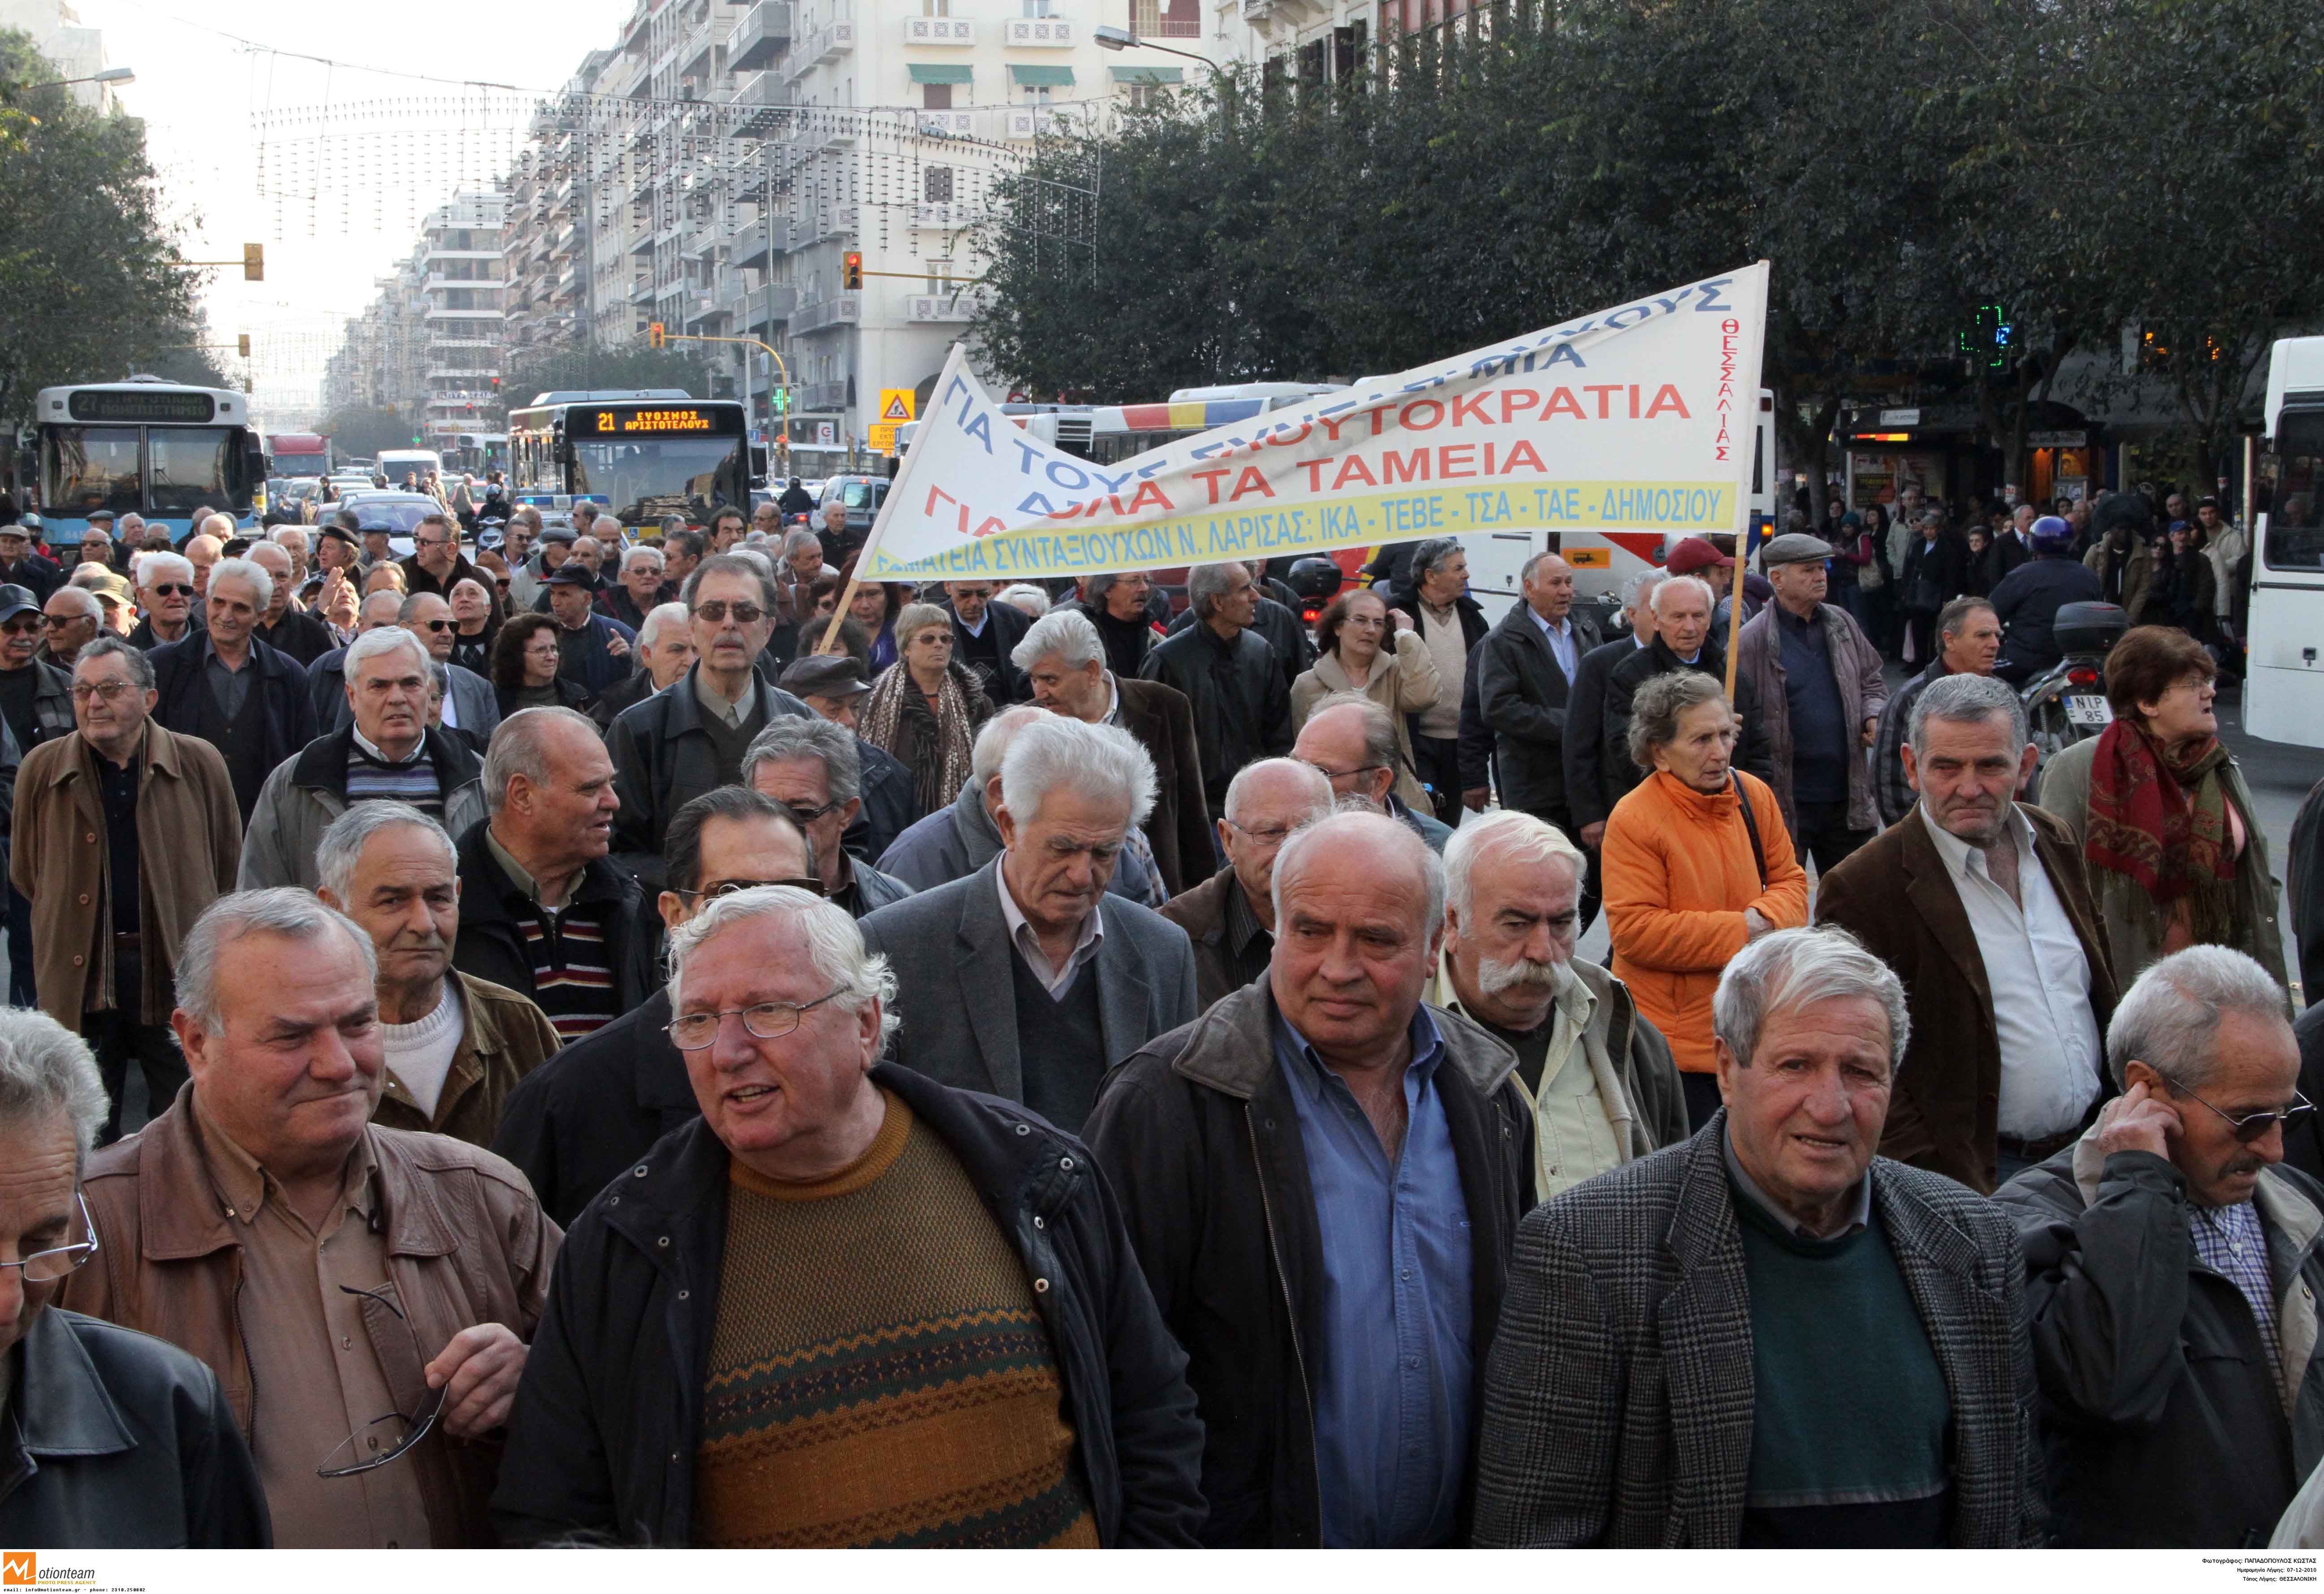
1919, 804, 2103, 1137
381, 979, 464, 1123
996, 865, 1104, 996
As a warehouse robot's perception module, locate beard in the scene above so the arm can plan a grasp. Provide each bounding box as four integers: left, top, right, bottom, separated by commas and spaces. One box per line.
1476, 953, 1561, 1000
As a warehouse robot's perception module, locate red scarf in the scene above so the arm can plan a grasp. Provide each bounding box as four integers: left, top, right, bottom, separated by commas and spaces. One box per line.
2083, 717, 2234, 904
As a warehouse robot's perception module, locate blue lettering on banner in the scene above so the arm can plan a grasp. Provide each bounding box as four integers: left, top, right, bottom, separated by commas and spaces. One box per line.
1594, 487, 1730, 524
1383, 497, 1444, 533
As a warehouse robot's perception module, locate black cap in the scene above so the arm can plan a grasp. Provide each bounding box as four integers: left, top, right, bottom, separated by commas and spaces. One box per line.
0, 584, 38, 623
778, 653, 872, 699
545, 563, 596, 587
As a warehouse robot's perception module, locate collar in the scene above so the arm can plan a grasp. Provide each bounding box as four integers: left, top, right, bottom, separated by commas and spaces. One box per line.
1428, 944, 1593, 1034
191, 1089, 378, 1234
1722, 1128, 1871, 1239
1098, 671, 1121, 726
1528, 607, 1572, 638
1222, 872, 1271, 956
351, 725, 425, 764
1774, 601, 1821, 632
10, 1308, 137, 1460
1917, 801, 2033, 885
692, 666, 749, 730
958, 608, 989, 638
482, 825, 577, 910
200, 632, 253, 672
1273, 992, 1447, 1095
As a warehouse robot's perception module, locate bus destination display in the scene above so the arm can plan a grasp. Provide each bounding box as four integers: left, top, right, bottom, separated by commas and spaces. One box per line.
67, 390, 217, 424
577, 407, 737, 436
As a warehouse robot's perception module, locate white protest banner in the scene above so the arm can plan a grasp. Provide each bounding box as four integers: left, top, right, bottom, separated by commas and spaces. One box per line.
856, 262, 1769, 582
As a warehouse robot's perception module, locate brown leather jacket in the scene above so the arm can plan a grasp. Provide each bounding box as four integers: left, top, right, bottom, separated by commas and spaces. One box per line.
371, 973, 562, 1149
57, 1089, 561, 1546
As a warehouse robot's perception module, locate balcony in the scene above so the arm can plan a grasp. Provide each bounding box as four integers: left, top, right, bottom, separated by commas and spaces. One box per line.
790, 293, 859, 336
914, 109, 976, 138
902, 14, 974, 43
726, 69, 791, 135
1004, 16, 1075, 45
726, 0, 794, 71
816, 204, 859, 239
905, 289, 980, 322
784, 13, 855, 76
629, 278, 657, 304
804, 379, 850, 410
1004, 107, 1080, 139
913, 199, 986, 230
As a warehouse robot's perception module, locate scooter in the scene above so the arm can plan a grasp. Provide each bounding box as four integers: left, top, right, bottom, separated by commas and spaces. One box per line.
2022, 600, 2129, 762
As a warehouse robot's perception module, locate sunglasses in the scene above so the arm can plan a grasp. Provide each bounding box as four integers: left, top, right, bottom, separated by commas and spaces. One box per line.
694, 601, 764, 624
150, 583, 195, 597
416, 618, 452, 632
2165, 1083, 2316, 1145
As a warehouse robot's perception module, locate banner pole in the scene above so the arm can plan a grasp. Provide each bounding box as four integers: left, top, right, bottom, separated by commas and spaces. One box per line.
1723, 546, 1745, 701
1723, 259, 1770, 704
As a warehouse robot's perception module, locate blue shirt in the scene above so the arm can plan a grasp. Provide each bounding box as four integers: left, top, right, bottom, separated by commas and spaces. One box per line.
1272, 1000, 1474, 1547
1528, 607, 1578, 681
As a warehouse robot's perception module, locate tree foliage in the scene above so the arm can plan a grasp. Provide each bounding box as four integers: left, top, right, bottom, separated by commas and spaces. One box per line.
0, 30, 208, 424
973, 0, 2324, 475
319, 407, 418, 461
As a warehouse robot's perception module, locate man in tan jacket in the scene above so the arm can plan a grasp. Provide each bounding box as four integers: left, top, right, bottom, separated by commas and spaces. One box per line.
9, 636, 240, 1141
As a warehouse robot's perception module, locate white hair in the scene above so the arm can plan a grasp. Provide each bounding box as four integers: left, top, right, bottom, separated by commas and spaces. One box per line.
207, 556, 273, 612
998, 714, 1157, 830
345, 624, 431, 680
197, 513, 234, 538
1908, 671, 2028, 756
1273, 809, 1445, 940
639, 600, 691, 652
174, 888, 376, 1032
138, 551, 193, 589
0, 1008, 110, 1167
1442, 809, 1584, 922
2106, 945, 2291, 1090
741, 715, 862, 806
1622, 568, 1666, 610
996, 583, 1050, 618
1223, 756, 1333, 827
315, 801, 455, 905
622, 544, 665, 573
664, 884, 898, 1046
1712, 926, 1910, 1072
1652, 573, 1715, 616
971, 704, 1048, 786
1010, 606, 1105, 673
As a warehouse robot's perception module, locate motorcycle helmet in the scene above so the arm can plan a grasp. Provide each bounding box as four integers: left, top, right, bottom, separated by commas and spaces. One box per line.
2030, 514, 2074, 553
1285, 556, 1344, 604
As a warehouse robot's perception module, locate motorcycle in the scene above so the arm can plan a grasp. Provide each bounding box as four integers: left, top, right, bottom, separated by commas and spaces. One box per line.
2022, 600, 2129, 762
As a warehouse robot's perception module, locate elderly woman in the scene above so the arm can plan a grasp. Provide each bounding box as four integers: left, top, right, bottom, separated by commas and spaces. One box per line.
1601, 669, 1809, 1125
859, 600, 996, 814
493, 611, 592, 717
448, 575, 499, 676
1291, 588, 1439, 813
2034, 624, 2289, 1001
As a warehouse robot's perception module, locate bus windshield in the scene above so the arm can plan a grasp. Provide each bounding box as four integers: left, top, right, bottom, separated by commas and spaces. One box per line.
147, 427, 244, 515
1088, 429, 1183, 468
2266, 409, 2324, 572
43, 427, 143, 517
571, 436, 745, 524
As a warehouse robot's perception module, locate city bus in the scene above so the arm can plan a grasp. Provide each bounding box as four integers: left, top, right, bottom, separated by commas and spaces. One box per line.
445, 432, 508, 477
25, 377, 266, 543
507, 390, 749, 528
2247, 337, 2324, 749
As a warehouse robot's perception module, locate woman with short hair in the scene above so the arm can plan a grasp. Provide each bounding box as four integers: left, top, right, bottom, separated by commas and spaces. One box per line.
492, 611, 591, 718
859, 601, 995, 814
1290, 587, 1439, 813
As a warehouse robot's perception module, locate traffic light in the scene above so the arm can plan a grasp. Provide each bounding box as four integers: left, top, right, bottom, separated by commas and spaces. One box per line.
842, 251, 863, 291
774, 386, 789, 416
648, 322, 666, 349
243, 243, 264, 282
236, 334, 251, 357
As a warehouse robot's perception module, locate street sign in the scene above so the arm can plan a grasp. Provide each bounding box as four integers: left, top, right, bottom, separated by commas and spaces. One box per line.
815, 421, 837, 446
879, 390, 915, 423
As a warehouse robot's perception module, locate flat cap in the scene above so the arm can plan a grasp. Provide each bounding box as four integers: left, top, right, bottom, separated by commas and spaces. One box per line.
777, 653, 872, 699
1759, 532, 1833, 568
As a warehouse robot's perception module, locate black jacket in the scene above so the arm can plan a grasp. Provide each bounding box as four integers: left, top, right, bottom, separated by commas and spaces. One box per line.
1139, 620, 1292, 819
1990, 552, 2104, 684
0, 1306, 271, 1546
1457, 639, 1496, 796
586, 667, 658, 734
605, 661, 811, 892
147, 633, 320, 821
943, 596, 1034, 704
1058, 599, 1157, 680
127, 614, 202, 653
490, 989, 698, 1229
1560, 635, 1638, 833
490, 1064, 1208, 1547
450, 818, 659, 1021
1474, 602, 1604, 819
848, 734, 918, 862
1167, 595, 1315, 697
255, 606, 334, 667
1598, 634, 1775, 816
2292, 776, 2324, 1013
1084, 979, 1534, 1546
0, 554, 61, 602
551, 612, 636, 700
1900, 529, 1968, 614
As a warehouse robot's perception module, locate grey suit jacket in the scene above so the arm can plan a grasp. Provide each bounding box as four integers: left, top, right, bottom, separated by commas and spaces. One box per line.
1471, 1113, 2045, 1548
859, 858, 1199, 1105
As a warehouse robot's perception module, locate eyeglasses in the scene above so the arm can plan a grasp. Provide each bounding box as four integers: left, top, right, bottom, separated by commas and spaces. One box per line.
150, 583, 194, 597
69, 680, 139, 704
673, 876, 826, 901
1301, 759, 1387, 784
784, 799, 846, 823
667, 987, 843, 1050
2163, 1082, 2316, 1144
317, 1283, 445, 1478
693, 601, 764, 624
41, 614, 87, 630
0, 1189, 100, 1284
416, 618, 452, 632
1224, 820, 1297, 845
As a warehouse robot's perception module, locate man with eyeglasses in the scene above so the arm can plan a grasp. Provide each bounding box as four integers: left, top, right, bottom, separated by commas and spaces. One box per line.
607, 554, 810, 893
239, 627, 488, 893
604, 544, 663, 633
244, 541, 333, 667
741, 718, 911, 920
128, 550, 203, 651
387, 593, 497, 746
0, 1007, 270, 1545
1293, 693, 1452, 851
39, 586, 102, 673
1998, 945, 2324, 1548
0, 521, 62, 601
59, 888, 559, 1548
492, 786, 815, 1228
11, 637, 239, 1142
1159, 756, 1332, 1009
148, 557, 320, 826
398, 511, 499, 625
0, 584, 76, 1005
492, 879, 1204, 1547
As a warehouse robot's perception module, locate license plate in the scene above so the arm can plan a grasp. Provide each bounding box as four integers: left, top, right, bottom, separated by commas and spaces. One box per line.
2065, 694, 2113, 728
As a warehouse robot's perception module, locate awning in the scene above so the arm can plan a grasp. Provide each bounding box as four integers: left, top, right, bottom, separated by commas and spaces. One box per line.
908, 63, 973, 84
1109, 65, 1183, 83
1009, 65, 1075, 87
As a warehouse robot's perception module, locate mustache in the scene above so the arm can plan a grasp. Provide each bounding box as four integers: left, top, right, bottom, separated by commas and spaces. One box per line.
1477, 954, 1561, 996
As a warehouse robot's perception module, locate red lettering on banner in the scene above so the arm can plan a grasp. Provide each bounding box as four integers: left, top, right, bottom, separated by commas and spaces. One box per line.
1332, 455, 1379, 490
1502, 439, 1544, 475
1124, 480, 1174, 515
1501, 390, 1540, 424
1318, 412, 1360, 443
1439, 444, 1477, 478
1644, 384, 1690, 419
1584, 384, 1623, 418
1301, 459, 1330, 493
1400, 399, 1445, 431
1229, 467, 1275, 502
1451, 391, 1495, 427
1381, 449, 1431, 485
1267, 422, 1312, 448
1191, 468, 1232, 504
1544, 388, 1587, 419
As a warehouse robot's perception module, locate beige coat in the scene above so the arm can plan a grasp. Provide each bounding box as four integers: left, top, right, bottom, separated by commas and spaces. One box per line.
1290, 628, 1439, 811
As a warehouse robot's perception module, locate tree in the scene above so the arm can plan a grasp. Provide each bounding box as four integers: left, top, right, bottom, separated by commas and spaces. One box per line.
0, 30, 208, 424
320, 407, 419, 461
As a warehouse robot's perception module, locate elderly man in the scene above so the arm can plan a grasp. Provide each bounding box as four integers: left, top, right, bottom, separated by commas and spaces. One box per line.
313, 803, 559, 1148
1476, 551, 1605, 912
607, 553, 810, 892
655, 527, 704, 603
269, 524, 311, 591
1072, 570, 1159, 678
1139, 563, 1292, 832
941, 578, 1033, 705
776, 652, 915, 860
74, 523, 119, 575
588, 599, 695, 730
1600, 572, 1773, 811
1089, 809, 1533, 1545
1999, 947, 2323, 1547
76, 569, 137, 640
1733, 532, 1888, 865
1160, 756, 1333, 1008
12, 637, 241, 1142
1014, 607, 1210, 894
1819, 674, 2115, 1191
182, 532, 223, 602
491, 881, 1204, 1546
384, 592, 498, 745
1384, 538, 1490, 824
304, 589, 406, 725
240, 627, 489, 892
128, 550, 201, 650
860, 715, 1197, 1134
543, 564, 633, 700
1560, 566, 1661, 848
39, 586, 102, 671
1163, 559, 1315, 690
1873, 596, 2002, 825
776, 527, 822, 606
815, 497, 860, 568
1435, 810, 1686, 1200
1295, 692, 1453, 850
0, 521, 61, 600
492, 788, 814, 1227
58, 889, 559, 1547
741, 718, 911, 918
1474, 926, 2042, 1548
148, 558, 319, 824
244, 541, 333, 667
452, 706, 655, 1037
0, 585, 73, 758
398, 511, 490, 612
604, 543, 663, 633
0, 1007, 269, 1544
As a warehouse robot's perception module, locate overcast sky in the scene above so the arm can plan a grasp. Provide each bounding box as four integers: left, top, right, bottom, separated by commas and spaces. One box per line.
76, 0, 637, 416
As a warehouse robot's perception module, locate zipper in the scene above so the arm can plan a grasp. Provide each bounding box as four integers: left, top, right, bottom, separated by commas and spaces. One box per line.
1244, 1100, 1316, 1535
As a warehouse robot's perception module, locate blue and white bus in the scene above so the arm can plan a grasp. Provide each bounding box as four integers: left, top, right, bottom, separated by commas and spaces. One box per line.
507, 390, 750, 528
27, 377, 266, 544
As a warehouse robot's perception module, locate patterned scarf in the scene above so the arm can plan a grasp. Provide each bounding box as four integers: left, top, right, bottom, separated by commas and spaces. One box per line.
860, 659, 979, 816
2085, 717, 2237, 938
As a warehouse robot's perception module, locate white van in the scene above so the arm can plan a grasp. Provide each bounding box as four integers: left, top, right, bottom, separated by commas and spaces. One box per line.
374, 449, 444, 488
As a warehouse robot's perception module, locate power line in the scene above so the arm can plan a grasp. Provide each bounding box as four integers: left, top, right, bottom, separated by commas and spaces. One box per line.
107, 0, 556, 92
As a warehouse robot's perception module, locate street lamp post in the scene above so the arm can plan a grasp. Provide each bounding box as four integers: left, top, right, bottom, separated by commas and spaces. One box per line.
1092, 26, 1229, 127
22, 66, 135, 90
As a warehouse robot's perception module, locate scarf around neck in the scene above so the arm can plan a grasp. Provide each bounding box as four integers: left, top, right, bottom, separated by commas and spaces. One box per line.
2085, 716, 2237, 927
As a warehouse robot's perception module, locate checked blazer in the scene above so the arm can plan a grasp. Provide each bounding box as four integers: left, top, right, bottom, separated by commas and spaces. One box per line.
1470, 1113, 2046, 1548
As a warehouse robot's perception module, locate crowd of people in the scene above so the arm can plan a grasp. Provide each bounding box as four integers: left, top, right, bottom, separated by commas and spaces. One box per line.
2, 483, 2322, 1556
